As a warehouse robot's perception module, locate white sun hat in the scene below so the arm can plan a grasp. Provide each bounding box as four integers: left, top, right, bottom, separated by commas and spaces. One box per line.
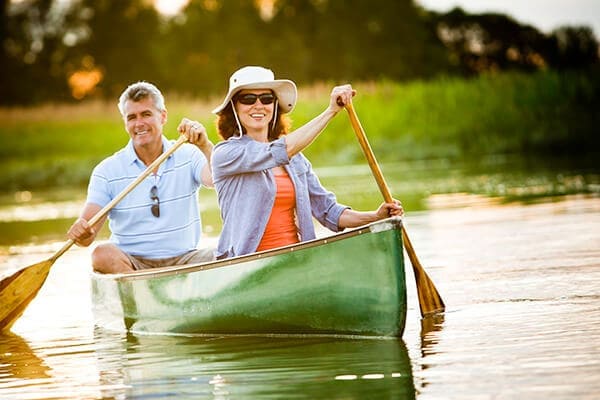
212, 66, 297, 114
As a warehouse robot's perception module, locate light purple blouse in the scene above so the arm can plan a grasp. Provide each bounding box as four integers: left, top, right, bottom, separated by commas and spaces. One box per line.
211, 135, 349, 259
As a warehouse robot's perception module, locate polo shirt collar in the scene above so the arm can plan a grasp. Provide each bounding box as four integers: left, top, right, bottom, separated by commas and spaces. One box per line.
125, 135, 174, 166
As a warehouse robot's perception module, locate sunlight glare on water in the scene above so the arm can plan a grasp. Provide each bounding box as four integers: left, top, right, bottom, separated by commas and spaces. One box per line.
404, 195, 600, 399
1, 194, 599, 399
0, 201, 82, 223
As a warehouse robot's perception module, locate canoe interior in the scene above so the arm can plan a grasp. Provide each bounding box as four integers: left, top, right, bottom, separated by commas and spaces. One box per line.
92, 217, 407, 337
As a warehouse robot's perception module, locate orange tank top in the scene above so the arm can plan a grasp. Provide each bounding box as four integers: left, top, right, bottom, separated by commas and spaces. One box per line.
256, 171, 299, 251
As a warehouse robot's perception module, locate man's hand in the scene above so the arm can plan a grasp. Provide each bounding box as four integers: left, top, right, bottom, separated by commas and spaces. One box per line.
178, 118, 211, 149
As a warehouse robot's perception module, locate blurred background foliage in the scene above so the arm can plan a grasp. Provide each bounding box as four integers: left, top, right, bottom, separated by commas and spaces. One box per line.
0, 0, 598, 194
1, 0, 598, 104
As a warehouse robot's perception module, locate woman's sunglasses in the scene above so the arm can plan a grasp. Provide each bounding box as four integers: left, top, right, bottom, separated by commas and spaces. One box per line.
235, 93, 275, 106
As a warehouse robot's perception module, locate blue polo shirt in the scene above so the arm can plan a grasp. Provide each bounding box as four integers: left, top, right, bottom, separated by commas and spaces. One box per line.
86, 136, 207, 259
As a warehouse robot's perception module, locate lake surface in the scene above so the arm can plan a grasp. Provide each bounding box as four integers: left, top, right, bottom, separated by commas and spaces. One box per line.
1, 161, 599, 399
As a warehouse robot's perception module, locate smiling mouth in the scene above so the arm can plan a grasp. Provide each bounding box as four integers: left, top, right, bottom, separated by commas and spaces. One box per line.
136, 130, 149, 136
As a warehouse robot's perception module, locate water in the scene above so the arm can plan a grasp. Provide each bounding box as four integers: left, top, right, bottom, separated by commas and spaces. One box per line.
1, 161, 599, 399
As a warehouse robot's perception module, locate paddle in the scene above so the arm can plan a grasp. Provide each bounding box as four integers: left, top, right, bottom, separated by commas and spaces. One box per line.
343, 102, 445, 317
0, 135, 189, 332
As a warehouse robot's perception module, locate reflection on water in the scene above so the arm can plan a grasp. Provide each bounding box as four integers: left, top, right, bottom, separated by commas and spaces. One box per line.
94, 330, 415, 399
1, 157, 598, 247
0, 200, 82, 223
0, 333, 51, 380
419, 313, 445, 358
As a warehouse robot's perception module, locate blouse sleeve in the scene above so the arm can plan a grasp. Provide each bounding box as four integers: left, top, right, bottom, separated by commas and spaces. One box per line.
212, 137, 289, 181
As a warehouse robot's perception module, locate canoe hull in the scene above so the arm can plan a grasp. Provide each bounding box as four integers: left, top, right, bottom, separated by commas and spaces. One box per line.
92, 217, 407, 337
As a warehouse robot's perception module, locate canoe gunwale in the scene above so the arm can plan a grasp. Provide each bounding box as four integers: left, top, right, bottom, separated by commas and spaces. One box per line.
93, 217, 403, 282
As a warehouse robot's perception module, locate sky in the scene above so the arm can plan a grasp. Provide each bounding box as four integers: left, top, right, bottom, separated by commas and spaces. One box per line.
416, 0, 600, 36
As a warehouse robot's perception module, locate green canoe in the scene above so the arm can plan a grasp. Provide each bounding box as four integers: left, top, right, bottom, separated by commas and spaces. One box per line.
91, 217, 407, 337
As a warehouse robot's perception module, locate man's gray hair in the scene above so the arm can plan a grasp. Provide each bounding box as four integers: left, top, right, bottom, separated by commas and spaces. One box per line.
117, 81, 166, 116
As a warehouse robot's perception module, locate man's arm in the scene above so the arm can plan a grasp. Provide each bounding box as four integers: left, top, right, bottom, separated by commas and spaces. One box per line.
67, 203, 106, 247
178, 118, 214, 188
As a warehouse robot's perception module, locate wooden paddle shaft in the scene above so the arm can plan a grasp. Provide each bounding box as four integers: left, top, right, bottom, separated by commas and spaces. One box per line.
343, 102, 445, 316
50, 135, 189, 263
344, 105, 393, 202
343, 103, 419, 251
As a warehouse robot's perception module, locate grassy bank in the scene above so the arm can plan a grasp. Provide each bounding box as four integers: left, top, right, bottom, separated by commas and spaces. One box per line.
299, 67, 600, 164
1, 68, 598, 193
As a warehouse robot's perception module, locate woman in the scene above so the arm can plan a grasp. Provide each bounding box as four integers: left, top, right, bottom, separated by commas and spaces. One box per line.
211, 66, 403, 259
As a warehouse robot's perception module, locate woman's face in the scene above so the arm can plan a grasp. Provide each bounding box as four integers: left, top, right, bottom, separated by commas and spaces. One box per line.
234, 89, 275, 135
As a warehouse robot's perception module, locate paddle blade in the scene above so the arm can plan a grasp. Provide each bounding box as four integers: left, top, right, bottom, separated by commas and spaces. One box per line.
0, 259, 53, 332
410, 258, 446, 316
401, 226, 445, 316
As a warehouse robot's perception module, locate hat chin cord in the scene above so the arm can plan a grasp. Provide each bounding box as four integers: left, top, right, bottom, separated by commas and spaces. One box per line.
230, 99, 244, 139
271, 99, 278, 134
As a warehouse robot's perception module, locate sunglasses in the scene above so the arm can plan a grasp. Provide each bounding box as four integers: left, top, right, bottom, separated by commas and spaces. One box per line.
150, 185, 160, 218
236, 93, 275, 106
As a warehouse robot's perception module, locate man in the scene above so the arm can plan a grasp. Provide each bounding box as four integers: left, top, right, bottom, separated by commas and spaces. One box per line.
67, 81, 214, 273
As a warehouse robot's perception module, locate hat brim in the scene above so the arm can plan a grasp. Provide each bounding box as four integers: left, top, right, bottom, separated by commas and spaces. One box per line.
212, 79, 297, 114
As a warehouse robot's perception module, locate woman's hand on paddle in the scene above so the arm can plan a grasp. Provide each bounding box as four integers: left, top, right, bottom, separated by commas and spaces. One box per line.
329, 84, 356, 112
338, 199, 403, 228
376, 199, 404, 219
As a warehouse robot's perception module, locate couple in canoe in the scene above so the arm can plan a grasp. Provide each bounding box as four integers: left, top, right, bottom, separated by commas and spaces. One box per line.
67, 66, 403, 274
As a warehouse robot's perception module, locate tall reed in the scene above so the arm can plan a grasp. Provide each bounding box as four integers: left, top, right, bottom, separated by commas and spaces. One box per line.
1, 69, 597, 192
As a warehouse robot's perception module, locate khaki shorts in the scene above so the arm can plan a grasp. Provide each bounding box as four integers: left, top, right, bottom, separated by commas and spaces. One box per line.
126, 248, 215, 271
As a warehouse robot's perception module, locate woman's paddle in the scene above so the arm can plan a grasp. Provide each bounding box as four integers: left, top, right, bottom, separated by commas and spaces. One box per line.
0, 135, 189, 332
343, 102, 445, 317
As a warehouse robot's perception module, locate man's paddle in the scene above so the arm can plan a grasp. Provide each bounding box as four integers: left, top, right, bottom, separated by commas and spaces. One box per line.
0, 135, 188, 332
343, 102, 445, 317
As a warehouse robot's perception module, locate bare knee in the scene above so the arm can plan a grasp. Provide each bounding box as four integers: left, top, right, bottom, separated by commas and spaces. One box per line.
92, 244, 134, 274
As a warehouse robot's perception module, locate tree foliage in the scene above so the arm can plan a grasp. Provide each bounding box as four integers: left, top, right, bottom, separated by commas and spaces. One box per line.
430, 7, 599, 74
0, 0, 598, 105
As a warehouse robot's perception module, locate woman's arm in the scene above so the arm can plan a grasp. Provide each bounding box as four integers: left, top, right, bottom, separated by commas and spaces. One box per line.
338, 200, 404, 229
284, 84, 355, 158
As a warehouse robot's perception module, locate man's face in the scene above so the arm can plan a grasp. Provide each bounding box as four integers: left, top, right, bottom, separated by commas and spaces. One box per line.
123, 97, 166, 148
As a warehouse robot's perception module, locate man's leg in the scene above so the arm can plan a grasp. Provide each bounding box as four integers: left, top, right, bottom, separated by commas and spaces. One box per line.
177, 247, 216, 265
92, 243, 134, 274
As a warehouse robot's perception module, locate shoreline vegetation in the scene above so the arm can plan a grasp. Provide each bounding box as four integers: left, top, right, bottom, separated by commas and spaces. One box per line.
1, 68, 598, 194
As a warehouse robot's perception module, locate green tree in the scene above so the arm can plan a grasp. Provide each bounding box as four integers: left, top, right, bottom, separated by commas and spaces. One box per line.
0, 0, 78, 104
431, 8, 552, 74
269, 0, 449, 83
164, 0, 269, 95
548, 26, 599, 69
72, 0, 164, 98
